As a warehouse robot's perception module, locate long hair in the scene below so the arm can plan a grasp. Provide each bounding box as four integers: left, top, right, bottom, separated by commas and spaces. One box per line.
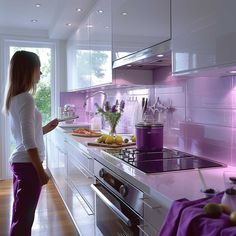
3, 51, 41, 113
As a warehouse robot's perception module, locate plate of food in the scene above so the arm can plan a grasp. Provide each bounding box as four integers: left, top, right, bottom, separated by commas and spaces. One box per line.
71, 128, 102, 137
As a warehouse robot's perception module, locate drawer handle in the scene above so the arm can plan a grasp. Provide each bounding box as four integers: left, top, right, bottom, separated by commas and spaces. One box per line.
137, 224, 149, 236
142, 198, 162, 209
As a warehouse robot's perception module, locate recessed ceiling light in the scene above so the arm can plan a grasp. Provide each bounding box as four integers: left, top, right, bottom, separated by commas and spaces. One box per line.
35, 3, 41, 8
229, 70, 236, 74
97, 10, 103, 14
66, 23, 72, 26
87, 24, 93, 28
104, 26, 109, 29
76, 8, 82, 12
157, 54, 164, 58
121, 12, 128, 16
31, 19, 38, 23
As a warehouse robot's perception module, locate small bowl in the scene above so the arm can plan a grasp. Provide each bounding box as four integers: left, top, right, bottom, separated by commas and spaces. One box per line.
200, 188, 219, 197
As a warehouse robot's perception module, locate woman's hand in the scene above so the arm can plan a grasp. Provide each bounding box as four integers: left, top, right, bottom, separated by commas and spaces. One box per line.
43, 118, 59, 134
38, 170, 50, 186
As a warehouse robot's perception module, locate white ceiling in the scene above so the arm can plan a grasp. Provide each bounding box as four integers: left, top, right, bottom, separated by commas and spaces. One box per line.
0, 0, 96, 39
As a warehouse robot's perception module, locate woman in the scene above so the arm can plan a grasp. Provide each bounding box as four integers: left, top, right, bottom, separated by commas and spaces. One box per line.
3, 50, 58, 236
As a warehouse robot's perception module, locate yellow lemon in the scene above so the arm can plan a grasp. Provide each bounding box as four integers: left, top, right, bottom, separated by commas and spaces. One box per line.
230, 211, 236, 225
131, 135, 136, 142
218, 203, 231, 215
204, 203, 222, 218
101, 134, 109, 143
105, 136, 114, 144
115, 136, 123, 145
96, 136, 103, 143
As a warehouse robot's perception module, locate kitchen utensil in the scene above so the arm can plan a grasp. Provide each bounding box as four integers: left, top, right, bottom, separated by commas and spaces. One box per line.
135, 122, 163, 152
197, 168, 208, 192
63, 104, 77, 123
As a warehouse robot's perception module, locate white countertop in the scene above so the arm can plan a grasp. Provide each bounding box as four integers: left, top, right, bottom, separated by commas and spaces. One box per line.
57, 127, 236, 209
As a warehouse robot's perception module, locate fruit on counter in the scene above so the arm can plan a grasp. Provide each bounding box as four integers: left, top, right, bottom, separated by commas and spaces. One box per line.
101, 134, 109, 143
124, 138, 129, 143
218, 203, 232, 215
230, 211, 236, 225
97, 136, 103, 143
115, 136, 123, 145
105, 136, 114, 144
131, 135, 136, 142
203, 203, 222, 218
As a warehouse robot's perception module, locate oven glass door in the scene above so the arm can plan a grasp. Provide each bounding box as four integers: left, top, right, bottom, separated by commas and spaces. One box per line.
91, 182, 142, 236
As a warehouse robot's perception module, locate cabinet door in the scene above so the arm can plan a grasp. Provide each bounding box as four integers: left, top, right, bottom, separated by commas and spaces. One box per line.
143, 194, 167, 234
67, 18, 91, 90
89, 0, 112, 86
172, 0, 236, 74
54, 146, 67, 199
67, 153, 94, 211
112, 0, 171, 61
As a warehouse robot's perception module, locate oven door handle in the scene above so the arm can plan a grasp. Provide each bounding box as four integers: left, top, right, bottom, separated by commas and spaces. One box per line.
91, 184, 132, 227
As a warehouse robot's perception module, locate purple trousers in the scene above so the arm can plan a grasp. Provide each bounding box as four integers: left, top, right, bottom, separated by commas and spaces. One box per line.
10, 163, 42, 236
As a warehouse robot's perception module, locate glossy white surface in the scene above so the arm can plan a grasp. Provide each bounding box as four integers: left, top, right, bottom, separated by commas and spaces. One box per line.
112, 0, 171, 61
172, 0, 236, 74
67, 0, 112, 91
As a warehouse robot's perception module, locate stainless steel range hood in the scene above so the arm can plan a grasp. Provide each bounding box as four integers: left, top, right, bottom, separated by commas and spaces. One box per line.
112, 39, 171, 69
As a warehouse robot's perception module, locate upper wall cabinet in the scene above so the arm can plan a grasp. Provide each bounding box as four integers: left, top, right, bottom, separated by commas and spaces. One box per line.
112, 0, 171, 61
90, 0, 112, 87
172, 0, 236, 74
67, 17, 91, 91
67, 0, 112, 91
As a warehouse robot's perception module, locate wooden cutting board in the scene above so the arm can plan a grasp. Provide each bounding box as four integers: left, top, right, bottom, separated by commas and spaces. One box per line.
87, 142, 136, 148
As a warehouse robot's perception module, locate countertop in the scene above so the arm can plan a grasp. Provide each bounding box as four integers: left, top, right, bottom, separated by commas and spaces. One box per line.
57, 127, 236, 209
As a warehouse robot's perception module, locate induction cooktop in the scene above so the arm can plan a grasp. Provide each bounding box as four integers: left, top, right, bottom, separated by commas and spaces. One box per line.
102, 148, 225, 174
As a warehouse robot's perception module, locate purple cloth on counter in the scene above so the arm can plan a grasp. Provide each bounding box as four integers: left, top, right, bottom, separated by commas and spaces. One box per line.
159, 193, 236, 236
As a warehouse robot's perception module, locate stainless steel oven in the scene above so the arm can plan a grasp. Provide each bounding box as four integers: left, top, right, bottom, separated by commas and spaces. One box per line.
91, 160, 145, 236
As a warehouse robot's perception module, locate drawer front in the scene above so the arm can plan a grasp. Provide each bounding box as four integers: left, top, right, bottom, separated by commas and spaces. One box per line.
66, 141, 93, 172
67, 154, 94, 210
143, 194, 167, 232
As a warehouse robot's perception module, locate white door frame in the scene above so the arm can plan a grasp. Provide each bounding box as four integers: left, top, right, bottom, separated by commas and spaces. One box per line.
1, 37, 59, 179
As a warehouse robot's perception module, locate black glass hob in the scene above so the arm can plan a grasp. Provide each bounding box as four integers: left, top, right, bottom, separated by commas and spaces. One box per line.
102, 148, 225, 174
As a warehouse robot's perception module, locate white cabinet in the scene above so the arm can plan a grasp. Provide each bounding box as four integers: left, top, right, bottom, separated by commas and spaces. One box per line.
67, 18, 91, 91
143, 194, 168, 236
172, 0, 236, 74
46, 129, 95, 235
67, 0, 112, 91
89, 0, 112, 87
112, 0, 171, 61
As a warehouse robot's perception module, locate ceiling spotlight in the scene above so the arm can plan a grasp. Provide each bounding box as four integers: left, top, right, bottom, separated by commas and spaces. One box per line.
76, 8, 82, 12
157, 54, 164, 58
121, 12, 128, 16
97, 10, 103, 14
87, 24, 93, 28
229, 70, 236, 74
31, 19, 38, 23
66, 23, 72, 26
35, 3, 41, 8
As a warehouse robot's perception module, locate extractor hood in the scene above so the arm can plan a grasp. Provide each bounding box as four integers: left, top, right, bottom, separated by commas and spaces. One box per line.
112, 39, 171, 69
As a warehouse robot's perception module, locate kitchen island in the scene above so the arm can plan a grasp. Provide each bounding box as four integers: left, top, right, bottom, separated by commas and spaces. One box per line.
46, 127, 236, 235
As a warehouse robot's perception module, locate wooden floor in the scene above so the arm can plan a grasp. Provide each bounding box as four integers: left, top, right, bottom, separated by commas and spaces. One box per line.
0, 180, 79, 236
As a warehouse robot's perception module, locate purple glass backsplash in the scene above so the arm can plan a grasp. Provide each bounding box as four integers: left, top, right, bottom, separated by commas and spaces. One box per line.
61, 67, 236, 166
60, 92, 87, 121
